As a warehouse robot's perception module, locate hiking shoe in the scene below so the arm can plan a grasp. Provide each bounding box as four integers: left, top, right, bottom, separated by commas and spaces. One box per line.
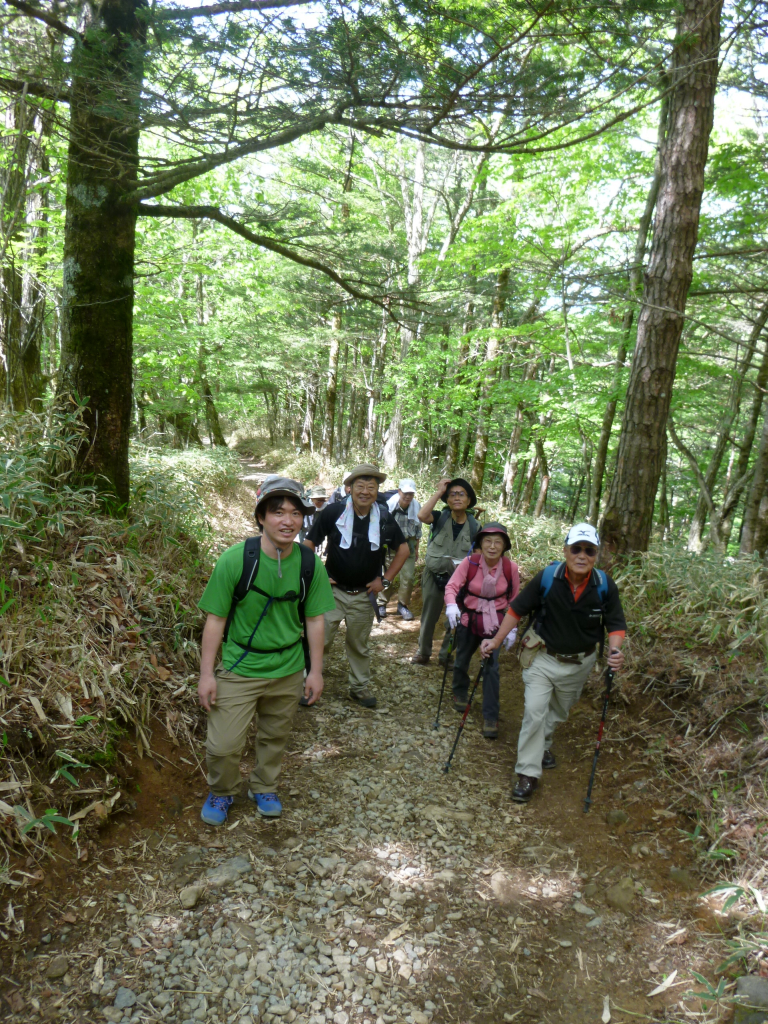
200, 793, 234, 826
483, 719, 498, 739
350, 689, 377, 709
453, 695, 469, 712
411, 653, 430, 665
398, 603, 414, 621
542, 748, 556, 769
249, 791, 282, 817
511, 775, 538, 803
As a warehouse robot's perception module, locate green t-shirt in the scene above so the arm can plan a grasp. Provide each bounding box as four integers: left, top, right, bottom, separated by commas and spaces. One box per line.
198, 540, 335, 678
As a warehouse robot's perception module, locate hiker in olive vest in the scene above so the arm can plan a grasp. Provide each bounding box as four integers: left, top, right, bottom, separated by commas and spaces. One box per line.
411, 477, 480, 666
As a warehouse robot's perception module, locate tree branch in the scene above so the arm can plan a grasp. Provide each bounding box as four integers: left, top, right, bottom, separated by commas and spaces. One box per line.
153, 0, 303, 19
667, 418, 715, 513
4, 0, 82, 41
0, 76, 69, 103
138, 202, 392, 312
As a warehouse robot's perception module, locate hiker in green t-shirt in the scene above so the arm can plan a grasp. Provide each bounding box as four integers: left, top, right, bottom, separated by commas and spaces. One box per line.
197, 478, 335, 826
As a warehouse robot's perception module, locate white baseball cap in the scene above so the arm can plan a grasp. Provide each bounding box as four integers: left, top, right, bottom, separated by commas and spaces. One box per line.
398, 478, 417, 494
565, 522, 600, 546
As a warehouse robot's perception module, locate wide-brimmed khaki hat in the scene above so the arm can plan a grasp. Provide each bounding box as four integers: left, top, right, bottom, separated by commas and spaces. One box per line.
254, 477, 315, 518
343, 464, 387, 486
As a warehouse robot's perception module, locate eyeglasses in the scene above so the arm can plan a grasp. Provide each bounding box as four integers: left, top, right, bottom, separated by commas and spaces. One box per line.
569, 544, 597, 557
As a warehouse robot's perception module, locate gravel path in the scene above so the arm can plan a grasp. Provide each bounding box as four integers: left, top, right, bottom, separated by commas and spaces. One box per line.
9, 605, 710, 1024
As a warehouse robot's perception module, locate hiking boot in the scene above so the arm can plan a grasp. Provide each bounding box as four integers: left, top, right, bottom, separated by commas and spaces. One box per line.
249, 791, 282, 817
453, 694, 469, 712
398, 603, 414, 621
542, 748, 556, 769
200, 793, 234, 826
350, 689, 377, 709
483, 719, 498, 739
511, 775, 538, 803
411, 653, 430, 665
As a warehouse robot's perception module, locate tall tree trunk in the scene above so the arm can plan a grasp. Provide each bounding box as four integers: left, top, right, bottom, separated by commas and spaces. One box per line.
589, 93, 669, 525
195, 274, 226, 447
470, 268, 510, 493
601, 0, 722, 557
446, 297, 473, 473
301, 371, 319, 452
322, 310, 342, 459
740, 408, 768, 557
519, 456, 540, 515
55, 0, 146, 505
532, 436, 550, 518
657, 433, 670, 540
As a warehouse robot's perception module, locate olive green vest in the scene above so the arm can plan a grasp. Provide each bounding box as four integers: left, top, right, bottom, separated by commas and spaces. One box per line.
425, 515, 476, 577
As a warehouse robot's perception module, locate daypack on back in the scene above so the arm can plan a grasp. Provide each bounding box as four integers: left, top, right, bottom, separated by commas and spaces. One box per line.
223, 537, 316, 671
456, 554, 516, 637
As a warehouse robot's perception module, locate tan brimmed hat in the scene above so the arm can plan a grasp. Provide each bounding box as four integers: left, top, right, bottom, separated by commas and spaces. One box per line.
343, 464, 387, 486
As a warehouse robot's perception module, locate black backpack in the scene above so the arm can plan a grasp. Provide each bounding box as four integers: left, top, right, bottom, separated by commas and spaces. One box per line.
224, 537, 316, 671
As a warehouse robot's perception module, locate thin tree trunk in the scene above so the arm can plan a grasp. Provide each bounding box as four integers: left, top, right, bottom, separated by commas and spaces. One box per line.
470, 267, 510, 493
533, 437, 550, 518
56, 0, 146, 505
301, 371, 318, 452
601, 0, 723, 557
322, 310, 342, 459
740, 408, 768, 557
519, 456, 540, 515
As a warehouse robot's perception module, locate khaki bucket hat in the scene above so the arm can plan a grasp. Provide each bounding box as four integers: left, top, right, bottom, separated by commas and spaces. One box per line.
343, 464, 387, 486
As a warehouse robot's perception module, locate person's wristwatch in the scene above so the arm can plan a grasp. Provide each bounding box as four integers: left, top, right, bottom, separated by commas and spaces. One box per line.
380, 577, 392, 590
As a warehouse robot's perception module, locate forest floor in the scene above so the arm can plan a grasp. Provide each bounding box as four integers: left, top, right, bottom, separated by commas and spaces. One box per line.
0, 464, 739, 1024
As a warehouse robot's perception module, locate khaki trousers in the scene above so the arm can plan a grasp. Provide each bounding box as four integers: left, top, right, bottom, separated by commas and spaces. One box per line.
377, 549, 416, 609
515, 650, 597, 778
417, 568, 452, 661
324, 587, 374, 695
205, 667, 304, 796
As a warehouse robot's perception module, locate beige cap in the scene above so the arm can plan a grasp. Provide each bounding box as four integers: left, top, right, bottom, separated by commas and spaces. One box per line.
343, 464, 387, 486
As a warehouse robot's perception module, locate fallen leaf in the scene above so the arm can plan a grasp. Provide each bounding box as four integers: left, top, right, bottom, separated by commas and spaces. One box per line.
150, 653, 158, 669
602, 996, 611, 1023
528, 988, 552, 1002
647, 970, 678, 997
664, 928, 688, 945
156, 666, 171, 681
28, 696, 47, 723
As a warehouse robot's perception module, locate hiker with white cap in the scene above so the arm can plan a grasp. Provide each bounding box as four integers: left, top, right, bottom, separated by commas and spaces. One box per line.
444, 522, 520, 739
377, 478, 422, 621
481, 522, 627, 804
304, 464, 409, 708
196, 478, 335, 826
301, 486, 329, 547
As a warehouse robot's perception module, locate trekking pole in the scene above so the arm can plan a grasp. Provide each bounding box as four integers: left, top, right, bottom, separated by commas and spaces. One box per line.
443, 661, 484, 773
432, 628, 457, 730
583, 667, 615, 813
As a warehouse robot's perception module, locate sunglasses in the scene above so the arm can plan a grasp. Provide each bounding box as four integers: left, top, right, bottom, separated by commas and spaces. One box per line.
569, 544, 597, 557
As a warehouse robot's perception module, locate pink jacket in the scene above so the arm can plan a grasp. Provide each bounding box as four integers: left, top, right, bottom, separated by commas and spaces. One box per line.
444, 554, 520, 628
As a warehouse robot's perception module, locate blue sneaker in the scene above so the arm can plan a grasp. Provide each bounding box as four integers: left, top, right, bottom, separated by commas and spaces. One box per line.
200, 793, 234, 826
249, 791, 282, 818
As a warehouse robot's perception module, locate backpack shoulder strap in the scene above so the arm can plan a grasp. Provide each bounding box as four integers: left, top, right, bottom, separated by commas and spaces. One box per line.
540, 560, 563, 601
429, 507, 451, 540
297, 543, 316, 622
224, 537, 262, 642
501, 556, 515, 597
592, 568, 609, 605
467, 514, 480, 540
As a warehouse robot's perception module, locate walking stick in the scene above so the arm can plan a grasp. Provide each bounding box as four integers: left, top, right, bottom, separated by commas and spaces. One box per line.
583, 667, 615, 813
443, 661, 484, 773
432, 628, 457, 730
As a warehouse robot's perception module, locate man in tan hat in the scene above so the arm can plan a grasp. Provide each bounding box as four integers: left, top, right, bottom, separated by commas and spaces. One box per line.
304, 465, 410, 707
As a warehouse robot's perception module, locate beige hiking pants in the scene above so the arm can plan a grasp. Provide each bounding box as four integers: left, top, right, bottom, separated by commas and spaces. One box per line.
324, 587, 375, 695
205, 667, 304, 796
377, 549, 417, 609
515, 650, 597, 779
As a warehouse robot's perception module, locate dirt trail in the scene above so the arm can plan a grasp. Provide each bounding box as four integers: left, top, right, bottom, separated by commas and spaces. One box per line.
1, 471, 724, 1024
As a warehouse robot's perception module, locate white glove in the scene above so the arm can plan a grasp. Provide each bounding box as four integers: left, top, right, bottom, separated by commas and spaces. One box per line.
446, 604, 461, 629
502, 628, 518, 651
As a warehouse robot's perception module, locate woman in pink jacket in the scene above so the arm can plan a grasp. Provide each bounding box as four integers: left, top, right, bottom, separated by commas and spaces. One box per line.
444, 523, 520, 739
